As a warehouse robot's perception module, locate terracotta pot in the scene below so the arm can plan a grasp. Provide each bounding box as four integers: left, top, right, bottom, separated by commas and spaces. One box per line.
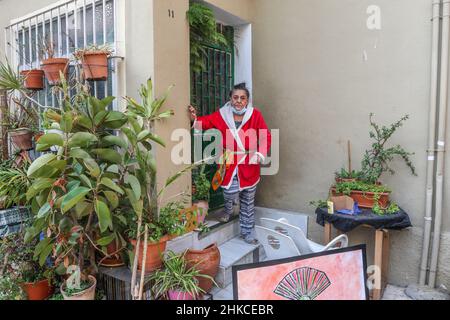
21, 279, 54, 300
185, 243, 220, 293
168, 290, 196, 301
60, 275, 97, 301
331, 188, 390, 209
9, 129, 33, 151
41, 58, 69, 85
20, 69, 44, 90
81, 52, 108, 81
130, 235, 170, 273
98, 241, 125, 267
193, 201, 209, 225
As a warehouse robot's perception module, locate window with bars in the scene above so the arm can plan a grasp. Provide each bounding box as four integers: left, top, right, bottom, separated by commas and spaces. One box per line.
5, 0, 117, 109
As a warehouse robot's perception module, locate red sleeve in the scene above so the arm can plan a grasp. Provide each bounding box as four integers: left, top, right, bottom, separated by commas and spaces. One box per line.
193, 112, 218, 131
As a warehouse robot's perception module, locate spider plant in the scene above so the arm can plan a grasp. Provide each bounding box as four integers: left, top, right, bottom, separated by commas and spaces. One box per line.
148, 250, 216, 300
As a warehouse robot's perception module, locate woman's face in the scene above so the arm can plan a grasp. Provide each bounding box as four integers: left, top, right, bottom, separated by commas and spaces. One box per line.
231, 89, 249, 110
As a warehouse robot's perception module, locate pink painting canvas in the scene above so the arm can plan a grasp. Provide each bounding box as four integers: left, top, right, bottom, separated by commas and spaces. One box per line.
233, 246, 367, 300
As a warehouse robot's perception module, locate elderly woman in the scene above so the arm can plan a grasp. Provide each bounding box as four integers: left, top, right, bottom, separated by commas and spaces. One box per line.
189, 83, 272, 245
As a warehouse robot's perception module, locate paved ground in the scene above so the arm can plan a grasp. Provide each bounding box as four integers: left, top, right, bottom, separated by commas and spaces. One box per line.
211, 284, 414, 300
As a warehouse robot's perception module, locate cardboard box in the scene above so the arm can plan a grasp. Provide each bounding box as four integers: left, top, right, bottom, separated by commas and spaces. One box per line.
330, 196, 355, 212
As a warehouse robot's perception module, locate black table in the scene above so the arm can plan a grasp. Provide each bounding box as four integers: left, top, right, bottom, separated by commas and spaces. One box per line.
315, 207, 412, 233
315, 207, 412, 300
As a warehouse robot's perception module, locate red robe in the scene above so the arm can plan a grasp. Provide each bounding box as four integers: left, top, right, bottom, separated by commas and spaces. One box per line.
194, 104, 272, 190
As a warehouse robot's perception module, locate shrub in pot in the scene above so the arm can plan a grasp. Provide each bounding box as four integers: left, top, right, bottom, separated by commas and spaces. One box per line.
149, 251, 215, 300
0, 232, 55, 300
192, 164, 210, 224
74, 45, 113, 81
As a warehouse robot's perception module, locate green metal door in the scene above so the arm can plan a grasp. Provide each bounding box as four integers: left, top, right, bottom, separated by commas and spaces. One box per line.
191, 26, 234, 211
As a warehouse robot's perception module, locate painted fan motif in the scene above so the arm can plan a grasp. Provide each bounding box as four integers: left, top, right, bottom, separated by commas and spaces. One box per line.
274, 267, 331, 300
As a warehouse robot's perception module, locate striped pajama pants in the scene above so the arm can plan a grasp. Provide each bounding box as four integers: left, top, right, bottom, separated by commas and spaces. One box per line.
223, 175, 258, 239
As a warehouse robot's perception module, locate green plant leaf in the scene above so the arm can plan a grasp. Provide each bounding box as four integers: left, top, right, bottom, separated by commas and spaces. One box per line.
125, 174, 141, 200
37, 203, 52, 219
101, 135, 128, 149
37, 133, 64, 147
95, 200, 112, 233
70, 148, 92, 159
97, 234, 116, 246
83, 158, 101, 178
100, 177, 124, 195
125, 188, 143, 217
27, 154, 57, 177
103, 191, 119, 210
137, 130, 166, 147
61, 187, 91, 213
68, 132, 98, 148
92, 149, 123, 165
104, 111, 128, 129
60, 113, 73, 133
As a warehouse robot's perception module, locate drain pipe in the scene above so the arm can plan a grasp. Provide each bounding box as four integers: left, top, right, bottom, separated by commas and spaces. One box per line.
419, 0, 441, 286
429, 0, 450, 288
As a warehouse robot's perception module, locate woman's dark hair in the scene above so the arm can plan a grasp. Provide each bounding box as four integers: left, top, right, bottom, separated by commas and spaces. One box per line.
230, 82, 250, 100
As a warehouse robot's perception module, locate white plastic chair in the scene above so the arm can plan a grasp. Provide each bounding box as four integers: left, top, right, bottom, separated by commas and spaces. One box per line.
260, 218, 348, 255
255, 226, 301, 260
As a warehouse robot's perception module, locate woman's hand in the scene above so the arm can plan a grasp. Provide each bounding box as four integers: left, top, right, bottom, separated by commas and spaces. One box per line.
188, 105, 198, 122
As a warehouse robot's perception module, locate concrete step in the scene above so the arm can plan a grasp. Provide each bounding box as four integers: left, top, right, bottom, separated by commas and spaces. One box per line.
215, 237, 262, 289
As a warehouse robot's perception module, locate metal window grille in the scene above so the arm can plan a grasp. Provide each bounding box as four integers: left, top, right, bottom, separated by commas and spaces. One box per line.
191, 25, 234, 211
4, 0, 118, 111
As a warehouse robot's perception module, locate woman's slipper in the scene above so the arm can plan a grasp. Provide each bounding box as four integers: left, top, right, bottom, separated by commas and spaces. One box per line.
218, 215, 231, 223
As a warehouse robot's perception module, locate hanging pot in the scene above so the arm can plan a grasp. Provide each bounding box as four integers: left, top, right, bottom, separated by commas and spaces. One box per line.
21, 279, 54, 300
9, 129, 33, 151
130, 235, 170, 273
81, 52, 108, 81
185, 243, 220, 293
41, 58, 69, 85
60, 275, 97, 300
20, 69, 44, 90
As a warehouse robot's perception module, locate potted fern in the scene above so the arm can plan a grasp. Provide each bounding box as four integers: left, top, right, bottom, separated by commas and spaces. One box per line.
149, 250, 215, 300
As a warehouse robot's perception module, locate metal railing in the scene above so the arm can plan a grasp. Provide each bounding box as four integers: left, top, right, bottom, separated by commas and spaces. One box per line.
4, 0, 117, 109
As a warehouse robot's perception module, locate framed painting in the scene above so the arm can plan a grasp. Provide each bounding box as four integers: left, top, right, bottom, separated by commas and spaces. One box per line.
232, 245, 368, 300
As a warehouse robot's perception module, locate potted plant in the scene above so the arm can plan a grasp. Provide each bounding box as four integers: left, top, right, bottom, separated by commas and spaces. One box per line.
40, 38, 69, 85
0, 232, 55, 300
192, 164, 211, 224
149, 250, 215, 300
24, 87, 130, 299
127, 201, 187, 273
20, 69, 44, 91
331, 181, 391, 209
74, 44, 113, 81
